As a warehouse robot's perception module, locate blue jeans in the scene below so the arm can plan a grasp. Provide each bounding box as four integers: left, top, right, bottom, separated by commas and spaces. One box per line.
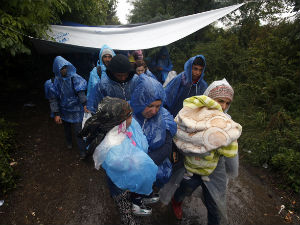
173, 174, 221, 225
63, 121, 86, 155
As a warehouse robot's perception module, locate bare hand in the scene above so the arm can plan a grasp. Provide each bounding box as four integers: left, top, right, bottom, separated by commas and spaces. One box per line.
54, 115, 62, 124
84, 106, 90, 113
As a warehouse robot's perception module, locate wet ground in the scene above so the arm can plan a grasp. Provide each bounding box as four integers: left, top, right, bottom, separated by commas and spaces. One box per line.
0, 100, 299, 225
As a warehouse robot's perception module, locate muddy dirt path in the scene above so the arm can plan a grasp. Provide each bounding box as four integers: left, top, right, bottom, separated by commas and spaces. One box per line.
0, 100, 299, 225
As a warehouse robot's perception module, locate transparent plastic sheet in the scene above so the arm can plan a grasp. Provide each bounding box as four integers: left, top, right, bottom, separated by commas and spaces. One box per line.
204, 157, 228, 224
159, 166, 185, 205
163, 71, 177, 88
93, 125, 125, 169
225, 152, 239, 179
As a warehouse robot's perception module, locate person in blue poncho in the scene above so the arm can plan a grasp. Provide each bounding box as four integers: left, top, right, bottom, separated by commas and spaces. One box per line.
130, 74, 177, 210
86, 44, 115, 113
48, 56, 88, 159
134, 59, 157, 80
44, 75, 56, 118
79, 97, 157, 224
92, 54, 139, 112
149, 46, 173, 84
164, 55, 208, 117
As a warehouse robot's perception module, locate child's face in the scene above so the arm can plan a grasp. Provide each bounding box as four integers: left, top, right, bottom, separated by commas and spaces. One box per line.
214, 97, 231, 112
136, 66, 145, 75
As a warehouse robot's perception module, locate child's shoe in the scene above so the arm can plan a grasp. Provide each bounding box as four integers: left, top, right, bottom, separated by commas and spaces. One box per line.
142, 192, 160, 204
132, 202, 152, 216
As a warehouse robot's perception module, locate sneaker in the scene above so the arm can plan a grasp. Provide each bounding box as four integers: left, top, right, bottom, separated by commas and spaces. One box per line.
171, 197, 183, 220
132, 202, 152, 216
143, 192, 160, 204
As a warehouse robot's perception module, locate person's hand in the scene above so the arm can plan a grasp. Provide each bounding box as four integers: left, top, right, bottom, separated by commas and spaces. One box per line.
84, 106, 90, 113
54, 115, 62, 124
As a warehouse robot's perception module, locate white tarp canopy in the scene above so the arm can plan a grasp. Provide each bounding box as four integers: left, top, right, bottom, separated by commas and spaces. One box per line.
32, 3, 244, 53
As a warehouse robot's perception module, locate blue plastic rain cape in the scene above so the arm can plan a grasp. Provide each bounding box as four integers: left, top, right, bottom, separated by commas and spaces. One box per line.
145, 69, 157, 80
98, 118, 158, 195
96, 72, 139, 105
164, 55, 208, 117
44, 79, 56, 100
52, 56, 87, 123
87, 45, 115, 112
130, 74, 177, 186
44, 78, 56, 118
149, 46, 173, 83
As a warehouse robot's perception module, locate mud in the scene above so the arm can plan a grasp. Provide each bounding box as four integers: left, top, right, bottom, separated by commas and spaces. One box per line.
0, 100, 299, 225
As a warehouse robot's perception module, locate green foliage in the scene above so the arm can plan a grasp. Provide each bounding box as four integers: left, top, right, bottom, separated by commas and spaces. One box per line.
61, 0, 115, 25
0, 0, 69, 55
271, 148, 300, 192
193, 19, 300, 192
0, 118, 17, 195
0, 0, 117, 56
135, 0, 300, 191
128, 0, 234, 24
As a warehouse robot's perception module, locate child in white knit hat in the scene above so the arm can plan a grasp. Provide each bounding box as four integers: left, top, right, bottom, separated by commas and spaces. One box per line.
171, 78, 241, 225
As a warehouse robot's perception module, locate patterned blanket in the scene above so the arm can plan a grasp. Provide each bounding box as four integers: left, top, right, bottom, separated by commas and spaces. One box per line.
173, 95, 242, 176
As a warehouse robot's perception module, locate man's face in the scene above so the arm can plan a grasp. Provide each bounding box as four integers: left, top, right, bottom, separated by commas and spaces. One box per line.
142, 100, 162, 119
191, 64, 204, 82
114, 72, 129, 82
102, 54, 112, 67
60, 66, 67, 77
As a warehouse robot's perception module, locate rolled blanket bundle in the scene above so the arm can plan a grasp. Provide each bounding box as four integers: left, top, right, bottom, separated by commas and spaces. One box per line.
174, 95, 242, 155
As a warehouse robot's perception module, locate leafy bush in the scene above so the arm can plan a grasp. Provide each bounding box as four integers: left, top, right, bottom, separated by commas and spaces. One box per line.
0, 118, 17, 195
271, 149, 300, 192
185, 20, 300, 192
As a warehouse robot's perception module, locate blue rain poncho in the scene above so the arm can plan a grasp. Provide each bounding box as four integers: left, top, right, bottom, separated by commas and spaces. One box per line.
164, 55, 208, 117
44, 78, 56, 118
130, 74, 177, 186
93, 72, 139, 110
145, 69, 157, 80
149, 46, 173, 83
87, 45, 115, 112
44, 78, 56, 100
52, 56, 87, 123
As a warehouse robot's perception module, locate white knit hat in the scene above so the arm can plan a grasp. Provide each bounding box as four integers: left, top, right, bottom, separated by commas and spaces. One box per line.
101, 48, 114, 58
203, 78, 234, 101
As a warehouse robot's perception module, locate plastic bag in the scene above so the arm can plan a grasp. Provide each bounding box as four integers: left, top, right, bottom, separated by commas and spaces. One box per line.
82, 112, 92, 129
94, 118, 157, 195
102, 138, 158, 195
159, 166, 185, 205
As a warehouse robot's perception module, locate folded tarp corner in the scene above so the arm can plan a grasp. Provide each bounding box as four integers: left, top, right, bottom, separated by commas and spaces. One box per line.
31, 3, 244, 54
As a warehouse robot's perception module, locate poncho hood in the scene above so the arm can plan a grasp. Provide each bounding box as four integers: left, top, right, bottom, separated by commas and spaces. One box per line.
52, 56, 76, 78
